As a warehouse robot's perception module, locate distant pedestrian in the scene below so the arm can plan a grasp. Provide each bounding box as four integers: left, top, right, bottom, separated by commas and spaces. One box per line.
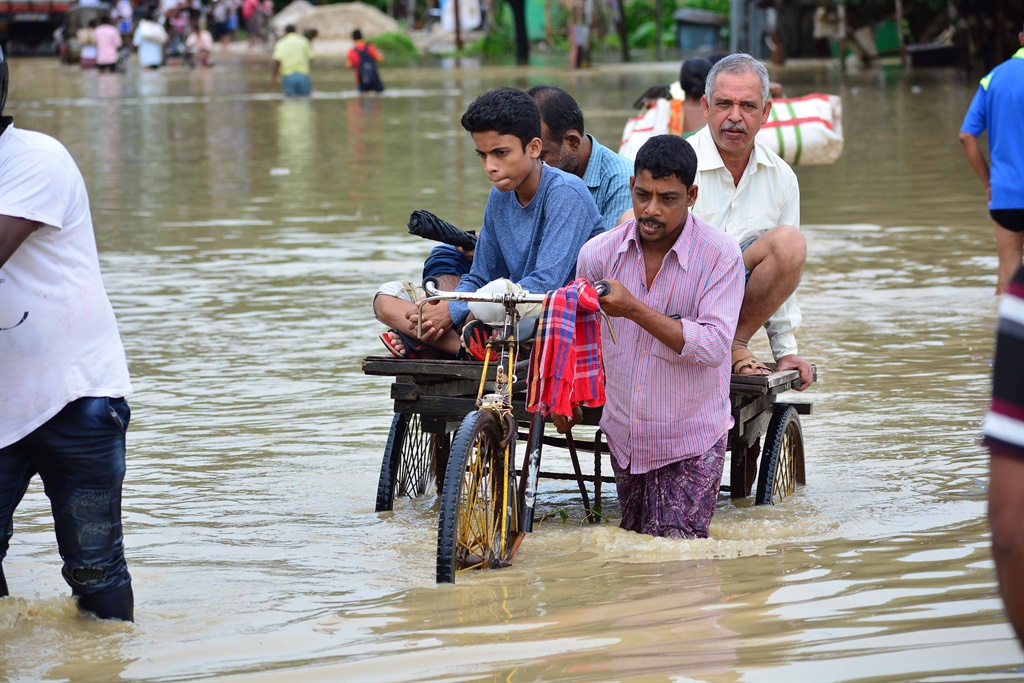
112, 0, 133, 38
241, 0, 259, 48
959, 24, 1024, 295
270, 24, 312, 96
346, 29, 384, 94
185, 20, 214, 67
78, 18, 98, 69
133, 12, 168, 69
94, 15, 123, 72
211, 0, 231, 50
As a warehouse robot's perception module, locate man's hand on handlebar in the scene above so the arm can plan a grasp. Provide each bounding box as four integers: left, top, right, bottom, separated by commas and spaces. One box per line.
593, 279, 637, 318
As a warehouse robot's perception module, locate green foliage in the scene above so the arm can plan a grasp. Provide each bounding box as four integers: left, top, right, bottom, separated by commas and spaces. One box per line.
464, 3, 516, 56
371, 31, 419, 60
623, 0, 669, 34
679, 0, 729, 14
628, 20, 676, 48
465, 27, 516, 56
601, 32, 622, 51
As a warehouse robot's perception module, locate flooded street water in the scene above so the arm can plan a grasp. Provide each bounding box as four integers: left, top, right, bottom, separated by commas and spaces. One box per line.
1, 53, 1022, 681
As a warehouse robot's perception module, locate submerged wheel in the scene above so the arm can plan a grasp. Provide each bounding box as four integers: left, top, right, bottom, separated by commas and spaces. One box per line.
755, 405, 805, 505
436, 410, 520, 584
375, 413, 440, 512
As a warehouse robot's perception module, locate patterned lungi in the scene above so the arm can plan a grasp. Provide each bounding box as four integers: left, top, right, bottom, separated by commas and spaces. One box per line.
610, 434, 728, 539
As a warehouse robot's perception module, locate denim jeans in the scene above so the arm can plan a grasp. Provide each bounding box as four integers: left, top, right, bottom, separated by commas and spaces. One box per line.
282, 72, 311, 96
0, 396, 133, 620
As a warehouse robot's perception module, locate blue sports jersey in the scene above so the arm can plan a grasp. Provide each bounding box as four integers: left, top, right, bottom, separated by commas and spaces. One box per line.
960, 48, 1024, 210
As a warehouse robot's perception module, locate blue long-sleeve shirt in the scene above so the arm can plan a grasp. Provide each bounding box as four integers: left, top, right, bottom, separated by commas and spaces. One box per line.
449, 164, 605, 327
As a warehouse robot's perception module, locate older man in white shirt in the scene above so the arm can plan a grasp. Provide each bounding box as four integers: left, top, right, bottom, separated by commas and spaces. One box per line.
688, 53, 813, 390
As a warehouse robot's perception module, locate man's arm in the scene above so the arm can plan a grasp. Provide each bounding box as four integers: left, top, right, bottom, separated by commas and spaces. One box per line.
269, 59, 280, 86
959, 131, 991, 201
0, 215, 41, 267
598, 278, 686, 353
595, 252, 744, 361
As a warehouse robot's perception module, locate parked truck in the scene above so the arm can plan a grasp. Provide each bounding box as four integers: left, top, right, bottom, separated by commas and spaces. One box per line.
0, 0, 73, 53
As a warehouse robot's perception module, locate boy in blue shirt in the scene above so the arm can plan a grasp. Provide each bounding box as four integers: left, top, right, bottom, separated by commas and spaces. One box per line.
374, 87, 605, 358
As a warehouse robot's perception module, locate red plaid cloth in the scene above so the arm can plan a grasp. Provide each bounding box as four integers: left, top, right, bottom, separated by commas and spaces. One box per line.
527, 279, 606, 417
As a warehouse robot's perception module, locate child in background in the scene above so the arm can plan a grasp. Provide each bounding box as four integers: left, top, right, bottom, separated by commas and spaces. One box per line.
186, 21, 214, 67
346, 29, 384, 94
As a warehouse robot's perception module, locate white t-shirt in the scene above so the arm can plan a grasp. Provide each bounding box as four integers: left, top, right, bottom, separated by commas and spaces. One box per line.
0, 125, 132, 449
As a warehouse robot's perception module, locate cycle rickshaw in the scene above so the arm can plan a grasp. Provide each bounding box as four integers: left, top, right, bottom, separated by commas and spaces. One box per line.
363, 282, 812, 583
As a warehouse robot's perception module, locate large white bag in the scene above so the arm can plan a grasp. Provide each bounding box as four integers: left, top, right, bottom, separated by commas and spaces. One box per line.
618, 99, 676, 163
759, 94, 843, 166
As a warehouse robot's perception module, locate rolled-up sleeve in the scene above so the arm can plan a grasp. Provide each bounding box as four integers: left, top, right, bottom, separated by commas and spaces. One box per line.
680, 252, 744, 366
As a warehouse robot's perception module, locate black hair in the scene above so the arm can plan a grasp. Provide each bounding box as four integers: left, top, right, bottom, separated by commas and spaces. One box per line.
634, 135, 697, 187
284, 24, 296, 33
526, 85, 585, 139
679, 56, 712, 100
352, 29, 363, 41
460, 87, 542, 150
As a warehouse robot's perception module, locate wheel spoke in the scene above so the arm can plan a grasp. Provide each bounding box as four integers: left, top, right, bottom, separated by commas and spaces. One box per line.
437, 411, 520, 582
397, 414, 436, 498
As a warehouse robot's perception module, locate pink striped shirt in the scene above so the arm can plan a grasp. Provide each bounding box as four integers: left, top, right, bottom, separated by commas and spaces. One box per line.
577, 214, 744, 474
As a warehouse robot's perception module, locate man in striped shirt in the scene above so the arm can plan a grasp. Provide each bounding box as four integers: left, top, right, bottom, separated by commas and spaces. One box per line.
577, 135, 744, 539
983, 264, 1024, 644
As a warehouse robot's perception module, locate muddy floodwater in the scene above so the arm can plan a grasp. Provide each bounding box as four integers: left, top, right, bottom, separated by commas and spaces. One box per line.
1, 53, 1023, 681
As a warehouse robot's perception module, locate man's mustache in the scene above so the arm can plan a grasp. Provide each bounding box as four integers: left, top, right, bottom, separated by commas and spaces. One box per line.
640, 217, 665, 229
721, 122, 748, 134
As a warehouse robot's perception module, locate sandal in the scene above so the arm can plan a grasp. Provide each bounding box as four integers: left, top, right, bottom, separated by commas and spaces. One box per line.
462, 320, 498, 362
380, 329, 425, 359
731, 347, 772, 376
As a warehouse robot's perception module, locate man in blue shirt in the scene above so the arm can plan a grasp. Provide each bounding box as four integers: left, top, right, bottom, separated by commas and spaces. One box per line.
959, 24, 1024, 295
379, 87, 604, 358
527, 85, 633, 231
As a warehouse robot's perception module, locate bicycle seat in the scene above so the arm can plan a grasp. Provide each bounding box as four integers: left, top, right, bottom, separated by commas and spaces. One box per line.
517, 316, 540, 342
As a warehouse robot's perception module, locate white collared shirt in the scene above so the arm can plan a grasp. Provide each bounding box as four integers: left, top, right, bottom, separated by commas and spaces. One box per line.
689, 125, 802, 360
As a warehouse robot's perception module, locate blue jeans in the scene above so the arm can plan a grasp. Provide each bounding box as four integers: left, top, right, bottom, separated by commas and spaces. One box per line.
0, 396, 134, 621
282, 73, 311, 96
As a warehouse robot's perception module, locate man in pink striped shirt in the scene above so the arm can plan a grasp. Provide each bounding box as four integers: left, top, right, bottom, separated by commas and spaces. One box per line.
577, 135, 744, 538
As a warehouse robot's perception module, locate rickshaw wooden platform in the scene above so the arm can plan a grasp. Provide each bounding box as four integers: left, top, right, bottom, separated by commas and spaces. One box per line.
363, 356, 812, 514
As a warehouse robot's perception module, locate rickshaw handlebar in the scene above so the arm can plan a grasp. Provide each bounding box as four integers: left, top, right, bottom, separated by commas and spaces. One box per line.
421, 278, 612, 305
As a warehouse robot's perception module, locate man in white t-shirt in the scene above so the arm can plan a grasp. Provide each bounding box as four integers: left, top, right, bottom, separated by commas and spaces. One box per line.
0, 46, 135, 621
689, 53, 814, 390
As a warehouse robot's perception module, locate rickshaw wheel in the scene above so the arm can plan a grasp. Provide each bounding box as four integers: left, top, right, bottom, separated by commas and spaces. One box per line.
755, 405, 805, 505
375, 413, 439, 512
436, 410, 520, 584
